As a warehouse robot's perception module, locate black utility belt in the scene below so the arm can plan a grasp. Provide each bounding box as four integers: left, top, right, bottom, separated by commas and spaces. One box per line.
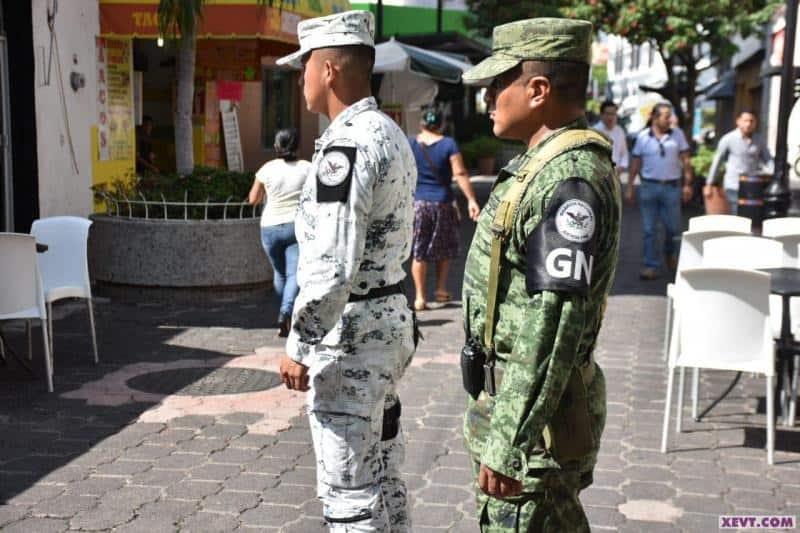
347, 282, 404, 303
641, 178, 680, 187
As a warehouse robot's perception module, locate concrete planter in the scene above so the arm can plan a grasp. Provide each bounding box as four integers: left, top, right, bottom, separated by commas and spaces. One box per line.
88, 215, 272, 288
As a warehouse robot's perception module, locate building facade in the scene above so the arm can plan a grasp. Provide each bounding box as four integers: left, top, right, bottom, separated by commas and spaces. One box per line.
350, 0, 469, 37
606, 35, 719, 138
0, 0, 348, 232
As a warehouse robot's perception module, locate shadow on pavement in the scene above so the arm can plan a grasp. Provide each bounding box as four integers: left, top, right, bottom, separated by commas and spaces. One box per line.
0, 296, 279, 503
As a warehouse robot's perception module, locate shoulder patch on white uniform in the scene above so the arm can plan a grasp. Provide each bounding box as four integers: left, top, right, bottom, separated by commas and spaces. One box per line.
317, 145, 356, 203
555, 199, 595, 243
318, 150, 352, 186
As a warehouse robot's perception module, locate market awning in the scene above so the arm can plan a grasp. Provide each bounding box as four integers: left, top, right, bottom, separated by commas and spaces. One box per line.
374, 38, 473, 84
385, 32, 490, 65
99, 0, 351, 42
701, 71, 736, 100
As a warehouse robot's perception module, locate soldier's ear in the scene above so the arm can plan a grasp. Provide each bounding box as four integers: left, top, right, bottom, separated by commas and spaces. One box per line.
527, 76, 550, 109
323, 59, 336, 87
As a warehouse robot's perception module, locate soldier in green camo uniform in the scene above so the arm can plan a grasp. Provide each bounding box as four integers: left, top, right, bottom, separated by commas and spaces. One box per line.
459, 18, 622, 532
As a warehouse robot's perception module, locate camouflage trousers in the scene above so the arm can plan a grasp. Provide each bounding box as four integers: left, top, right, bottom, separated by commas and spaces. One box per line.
307, 297, 415, 532
473, 467, 591, 533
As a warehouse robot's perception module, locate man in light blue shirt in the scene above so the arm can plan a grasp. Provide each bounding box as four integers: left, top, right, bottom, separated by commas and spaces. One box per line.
625, 103, 695, 280
705, 110, 773, 214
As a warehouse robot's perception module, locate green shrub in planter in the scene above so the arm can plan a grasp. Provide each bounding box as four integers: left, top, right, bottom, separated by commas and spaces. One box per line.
691, 144, 716, 181
92, 166, 257, 220
460, 136, 504, 169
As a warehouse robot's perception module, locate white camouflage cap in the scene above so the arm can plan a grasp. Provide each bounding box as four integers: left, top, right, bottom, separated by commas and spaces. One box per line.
276, 10, 375, 69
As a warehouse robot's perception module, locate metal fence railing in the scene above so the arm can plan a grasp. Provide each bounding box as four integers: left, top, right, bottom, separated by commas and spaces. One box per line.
97, 191, 263, 221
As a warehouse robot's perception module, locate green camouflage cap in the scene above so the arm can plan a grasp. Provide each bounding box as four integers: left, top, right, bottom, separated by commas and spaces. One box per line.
462, 18, 593, 85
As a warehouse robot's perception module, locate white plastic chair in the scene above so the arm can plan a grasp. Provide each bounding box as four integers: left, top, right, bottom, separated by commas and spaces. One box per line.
663, 229, 751, 364
703, 235, 783, 269
689, 236, 784, 420
763, 218, 800, 267
0, 233, 54, 391
688, 214, 752, 233
763, 217, 800, 235
702, 236, 783, 337
661, 267, 775, 464
30, 217, 98, 365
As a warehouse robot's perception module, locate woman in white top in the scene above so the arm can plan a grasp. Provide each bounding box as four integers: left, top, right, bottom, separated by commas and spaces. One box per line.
248, 129, 311, 337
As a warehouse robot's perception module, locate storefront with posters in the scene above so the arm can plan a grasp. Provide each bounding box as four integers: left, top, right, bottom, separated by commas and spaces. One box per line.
12, 0, 348, 225
96, 0, 349, 188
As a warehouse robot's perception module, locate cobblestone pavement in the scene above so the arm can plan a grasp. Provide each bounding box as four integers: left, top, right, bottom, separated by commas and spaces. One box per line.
0, 183, 798, 532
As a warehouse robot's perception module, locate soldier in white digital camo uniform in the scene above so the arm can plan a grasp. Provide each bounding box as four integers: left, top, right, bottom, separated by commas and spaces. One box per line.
276, 10, 417, 532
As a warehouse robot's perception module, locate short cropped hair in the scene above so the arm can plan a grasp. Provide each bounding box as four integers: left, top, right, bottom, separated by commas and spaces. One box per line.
521, 60, 590, 107
329, 45, 375, 81
738, 109, 757, 119
600, 100, 618, 113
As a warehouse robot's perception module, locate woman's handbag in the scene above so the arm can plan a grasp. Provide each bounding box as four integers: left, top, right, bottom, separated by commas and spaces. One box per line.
704, 185, 730, 215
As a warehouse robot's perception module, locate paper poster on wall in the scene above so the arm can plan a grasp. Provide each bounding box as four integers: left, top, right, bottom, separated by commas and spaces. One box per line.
220, 100, 244, 172
96, 37, 133, 162
96, 38, 110, 161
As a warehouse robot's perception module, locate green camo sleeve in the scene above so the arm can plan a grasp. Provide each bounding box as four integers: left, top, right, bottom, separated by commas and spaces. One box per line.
480, 290, 586, 480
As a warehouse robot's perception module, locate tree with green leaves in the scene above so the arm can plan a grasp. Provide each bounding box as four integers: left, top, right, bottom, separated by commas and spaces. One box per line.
157, 0, 275, 175
464, 0, 780, 140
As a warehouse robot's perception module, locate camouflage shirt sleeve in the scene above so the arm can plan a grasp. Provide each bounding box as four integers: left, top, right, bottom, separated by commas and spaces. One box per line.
286, 144, 376, 364
481, 176, 598, 480
481, 290, 586, 479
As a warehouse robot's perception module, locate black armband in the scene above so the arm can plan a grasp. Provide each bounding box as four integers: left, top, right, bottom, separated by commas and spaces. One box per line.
526, 178, 601, 296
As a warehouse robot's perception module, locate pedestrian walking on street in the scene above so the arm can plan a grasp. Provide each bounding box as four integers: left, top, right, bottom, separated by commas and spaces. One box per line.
625, 103, 695, 280
705, 110, 773, 214
593, 100, 629, 176
275, 10, 417, 531
460, 17, 621, 532
248, 129, 311, 337
409, 108, 480, 311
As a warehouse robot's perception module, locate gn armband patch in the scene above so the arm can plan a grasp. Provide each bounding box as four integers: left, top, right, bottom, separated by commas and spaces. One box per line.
526, 178, 601, 296
317, 145, 356, 203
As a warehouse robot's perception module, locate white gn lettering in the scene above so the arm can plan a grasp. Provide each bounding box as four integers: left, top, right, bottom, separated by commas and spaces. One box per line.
545, 248, 593, 285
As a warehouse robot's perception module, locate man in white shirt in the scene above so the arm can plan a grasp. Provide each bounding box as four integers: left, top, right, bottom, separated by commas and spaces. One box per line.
593, 100, 629, 176
705, 110, 773, 214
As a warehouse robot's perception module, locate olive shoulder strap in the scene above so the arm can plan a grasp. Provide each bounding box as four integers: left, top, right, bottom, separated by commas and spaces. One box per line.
482, 129, 612, 355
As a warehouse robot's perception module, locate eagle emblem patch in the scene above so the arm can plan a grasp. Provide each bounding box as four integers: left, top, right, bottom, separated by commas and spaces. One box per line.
555, 199, 595, 243
318, 150, 352, 186
316, 145, 356, 203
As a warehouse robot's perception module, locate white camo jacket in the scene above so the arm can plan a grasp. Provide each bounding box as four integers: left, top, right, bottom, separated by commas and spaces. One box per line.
286, 97, 416, 364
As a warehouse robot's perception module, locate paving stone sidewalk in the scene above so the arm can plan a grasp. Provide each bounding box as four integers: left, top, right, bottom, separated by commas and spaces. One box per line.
0, 185, 798, 532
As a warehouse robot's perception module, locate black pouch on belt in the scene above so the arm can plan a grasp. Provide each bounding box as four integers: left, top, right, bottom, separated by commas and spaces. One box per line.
461, 337, 486, 400
381, 401, 402, 441
460, 296, 486, 400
